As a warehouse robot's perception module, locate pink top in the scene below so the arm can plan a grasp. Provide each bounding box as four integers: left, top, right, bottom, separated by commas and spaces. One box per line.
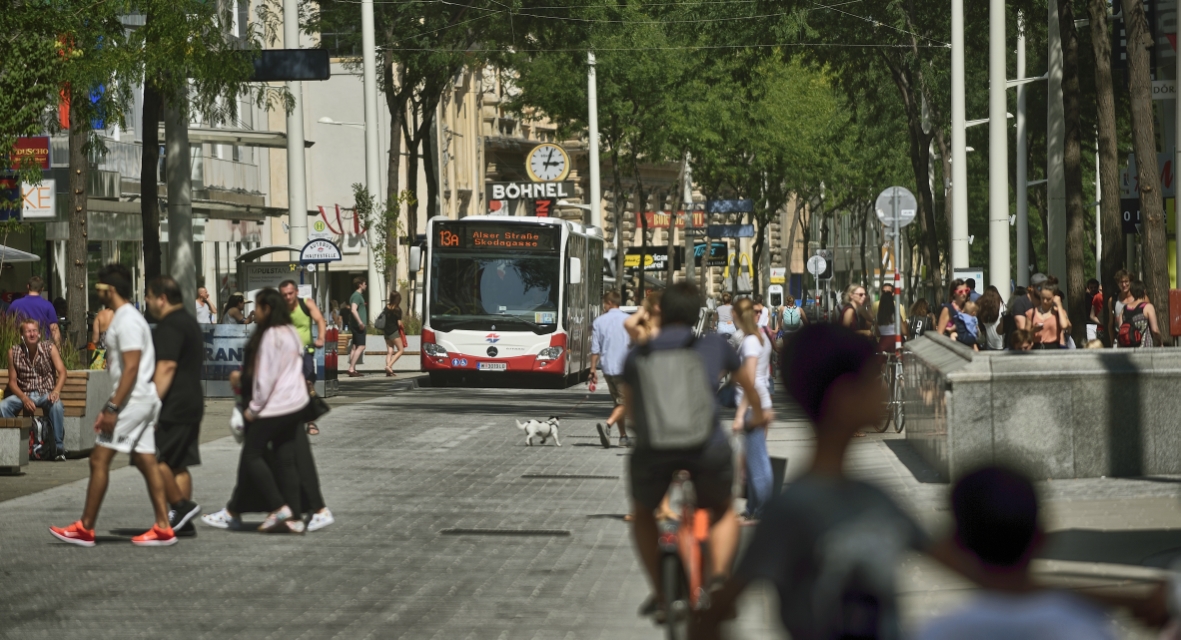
249, 325, 310, 418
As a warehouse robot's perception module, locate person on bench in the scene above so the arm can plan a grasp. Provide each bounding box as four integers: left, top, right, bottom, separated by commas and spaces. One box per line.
2, 318, 67, 459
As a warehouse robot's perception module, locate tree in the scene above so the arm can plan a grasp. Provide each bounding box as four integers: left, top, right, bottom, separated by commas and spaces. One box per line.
310, 0, 517, 288
1059, 0, 1088, 345
53, 3, 138, 345
132, 0, 266, 282
1122, 0, 1170, 344
506, 1, 689, 301
1087, 0, 1125, 343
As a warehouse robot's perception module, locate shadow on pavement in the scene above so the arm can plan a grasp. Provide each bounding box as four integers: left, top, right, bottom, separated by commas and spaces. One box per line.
883, 439, 945, 484
1039, 529, 1181, 568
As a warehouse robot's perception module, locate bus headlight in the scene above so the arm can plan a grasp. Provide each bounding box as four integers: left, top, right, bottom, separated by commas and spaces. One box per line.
423, 343, 449, 357
537, 346, 564, 361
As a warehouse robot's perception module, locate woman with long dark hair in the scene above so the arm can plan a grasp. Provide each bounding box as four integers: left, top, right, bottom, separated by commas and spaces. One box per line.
876, 290, 900, 352
937, 279, 970, 338
237, 288, 309, 533
382, 291, 405, 377
976, 291, 1005, 350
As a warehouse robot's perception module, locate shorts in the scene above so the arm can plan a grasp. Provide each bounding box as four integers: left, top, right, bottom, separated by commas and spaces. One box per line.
604, 375, 626, 407
95, 399, 160, 455
351, 331, 367, 350
629, 437, 734, 512
156, 422, 201, 470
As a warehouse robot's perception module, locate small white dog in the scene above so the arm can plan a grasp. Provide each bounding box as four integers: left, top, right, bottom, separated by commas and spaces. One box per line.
516, 416, 561, 447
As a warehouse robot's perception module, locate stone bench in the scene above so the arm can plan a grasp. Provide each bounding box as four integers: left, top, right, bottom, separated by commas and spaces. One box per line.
0, 417, 33, 474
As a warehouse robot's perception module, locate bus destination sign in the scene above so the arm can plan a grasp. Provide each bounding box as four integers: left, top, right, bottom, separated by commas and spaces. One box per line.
435, 222, 559, 252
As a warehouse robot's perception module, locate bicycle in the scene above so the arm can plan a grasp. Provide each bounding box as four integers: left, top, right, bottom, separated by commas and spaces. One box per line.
657, 470, 712, 639
878, 350, 905, 433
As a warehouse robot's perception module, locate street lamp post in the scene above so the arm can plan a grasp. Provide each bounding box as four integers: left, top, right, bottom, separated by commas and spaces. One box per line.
951, 0, 969, 273
587, 52, 601, 230
988, 0, 1010, 292
284, 0, 307, 247
361, 0, 384, 319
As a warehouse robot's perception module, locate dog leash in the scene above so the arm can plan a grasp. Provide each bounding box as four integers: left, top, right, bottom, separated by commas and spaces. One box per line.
555, 385, 594, 420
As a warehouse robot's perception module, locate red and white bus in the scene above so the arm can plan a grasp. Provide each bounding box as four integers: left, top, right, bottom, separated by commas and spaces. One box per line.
420, 216, 604, 387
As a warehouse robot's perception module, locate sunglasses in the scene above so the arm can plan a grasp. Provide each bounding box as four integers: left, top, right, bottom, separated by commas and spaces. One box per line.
955, 288, 970, 294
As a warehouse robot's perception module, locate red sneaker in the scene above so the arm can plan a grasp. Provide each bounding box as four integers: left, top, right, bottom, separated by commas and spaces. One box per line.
131, 524, 178, 547
49, 521, 96, 547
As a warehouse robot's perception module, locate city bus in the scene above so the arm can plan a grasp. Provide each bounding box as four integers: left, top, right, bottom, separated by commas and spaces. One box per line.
421, 216, 604, 387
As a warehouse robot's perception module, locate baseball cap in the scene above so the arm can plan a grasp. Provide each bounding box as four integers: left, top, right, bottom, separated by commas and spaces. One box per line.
1030, 273, 1048, 286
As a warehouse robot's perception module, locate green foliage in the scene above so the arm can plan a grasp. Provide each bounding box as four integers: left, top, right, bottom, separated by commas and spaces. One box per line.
352, 183, 414, 279
0, 314, 81, 370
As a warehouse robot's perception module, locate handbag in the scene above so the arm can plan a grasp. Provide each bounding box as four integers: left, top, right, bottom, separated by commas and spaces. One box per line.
398, 325, 408, 348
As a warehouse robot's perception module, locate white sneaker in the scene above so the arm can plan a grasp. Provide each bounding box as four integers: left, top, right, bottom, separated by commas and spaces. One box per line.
201, 508, 242, 530
307, 508, 335, 532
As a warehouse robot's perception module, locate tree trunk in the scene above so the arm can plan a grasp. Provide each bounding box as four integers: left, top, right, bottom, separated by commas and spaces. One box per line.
884, 56, 943, 298
1060, 0, 1088, 346
141, 82, 162, 282
383, 59, 404, 287
1123, 0, 1172, 344
67, 94, 89, 348
633, 158, 648, 300
1089, 0, 1125, 343
425, 111, 439, 221
610, 144, 628, 302
403, 113, 419, 259
859, 200, 870, 291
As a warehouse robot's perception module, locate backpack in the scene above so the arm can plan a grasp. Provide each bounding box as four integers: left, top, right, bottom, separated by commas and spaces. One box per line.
908, 315, 929, 338
782, 306, 802, 330
631, 336, 716, 450
374, 309, 387, 332
1118, 305, 1145, 347
28, 416, 56, 461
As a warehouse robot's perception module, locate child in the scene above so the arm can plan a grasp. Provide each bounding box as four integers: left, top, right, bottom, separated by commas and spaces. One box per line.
697, 324, 954, 637
917, 466, 1118, 639
1008, 328, 1035, 351
952, 300, 980, 348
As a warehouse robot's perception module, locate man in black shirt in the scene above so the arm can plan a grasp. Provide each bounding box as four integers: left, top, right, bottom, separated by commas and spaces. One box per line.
147, 276, 207, 535
1011, 273, 1046, 331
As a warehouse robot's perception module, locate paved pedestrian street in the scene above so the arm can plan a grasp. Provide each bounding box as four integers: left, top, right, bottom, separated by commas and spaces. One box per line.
0, 380, 1178, 638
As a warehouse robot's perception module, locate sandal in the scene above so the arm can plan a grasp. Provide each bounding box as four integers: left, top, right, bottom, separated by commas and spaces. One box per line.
307, 423, 320, 436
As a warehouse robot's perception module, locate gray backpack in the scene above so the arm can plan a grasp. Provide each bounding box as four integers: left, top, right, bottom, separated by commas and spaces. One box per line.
631, 337, 716, 450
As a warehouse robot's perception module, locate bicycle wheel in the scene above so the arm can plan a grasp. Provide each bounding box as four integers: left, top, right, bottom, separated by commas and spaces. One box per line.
662, 554, 690, 640
892, 366, 906, 433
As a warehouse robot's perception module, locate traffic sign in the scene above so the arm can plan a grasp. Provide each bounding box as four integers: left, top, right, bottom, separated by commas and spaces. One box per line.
705, 199, 754, 214
309, 218, 334, 241
875, 186, 917, 228
807, 255, 827, 277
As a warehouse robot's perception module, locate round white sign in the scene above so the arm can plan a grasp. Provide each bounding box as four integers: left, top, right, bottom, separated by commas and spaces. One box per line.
875, 186, 918, 228
807, 255, 827, 276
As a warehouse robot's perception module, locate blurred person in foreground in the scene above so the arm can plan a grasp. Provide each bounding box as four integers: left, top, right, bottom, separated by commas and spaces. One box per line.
917, 466, 1117, 640
696, 323, 955, 638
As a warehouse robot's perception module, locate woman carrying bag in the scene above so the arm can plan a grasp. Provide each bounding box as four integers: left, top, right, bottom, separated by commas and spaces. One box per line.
381, 292, 406, 377
732, 297, 774, 524
236, 288, 310, 533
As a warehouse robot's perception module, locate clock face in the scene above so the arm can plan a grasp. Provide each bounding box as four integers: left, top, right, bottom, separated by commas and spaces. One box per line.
527, 144, 569, 182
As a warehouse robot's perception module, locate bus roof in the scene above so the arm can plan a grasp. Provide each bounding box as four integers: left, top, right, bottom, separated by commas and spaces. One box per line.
437, 216, 602, 238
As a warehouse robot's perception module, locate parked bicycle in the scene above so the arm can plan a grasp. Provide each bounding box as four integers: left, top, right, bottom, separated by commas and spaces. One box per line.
657, 470, 711, 639
878, 351, 905, 433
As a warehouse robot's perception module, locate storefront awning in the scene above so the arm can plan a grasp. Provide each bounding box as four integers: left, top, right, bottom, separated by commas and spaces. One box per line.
157, 126, 315, 149
0, 244, 41, 263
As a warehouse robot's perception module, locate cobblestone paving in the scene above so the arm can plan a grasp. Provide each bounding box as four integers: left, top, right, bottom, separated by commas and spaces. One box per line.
3, 379, 1179, 639
0, 385, 786, 639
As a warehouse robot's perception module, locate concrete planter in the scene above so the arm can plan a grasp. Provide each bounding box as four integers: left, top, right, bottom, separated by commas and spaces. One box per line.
0, 417, 32, 474
904, 334, 1181, 481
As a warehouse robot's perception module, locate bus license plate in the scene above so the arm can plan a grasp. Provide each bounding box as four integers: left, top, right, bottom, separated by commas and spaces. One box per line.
478, 362, 507, 371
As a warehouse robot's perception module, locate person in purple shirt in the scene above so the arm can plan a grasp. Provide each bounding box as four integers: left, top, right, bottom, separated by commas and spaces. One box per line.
9, 276, 60, 345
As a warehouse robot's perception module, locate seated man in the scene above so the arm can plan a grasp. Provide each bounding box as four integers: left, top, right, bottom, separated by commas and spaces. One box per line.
2, 318, 67, 459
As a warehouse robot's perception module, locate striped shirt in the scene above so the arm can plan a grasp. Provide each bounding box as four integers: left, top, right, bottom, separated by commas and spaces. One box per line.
10, 341, 56, 395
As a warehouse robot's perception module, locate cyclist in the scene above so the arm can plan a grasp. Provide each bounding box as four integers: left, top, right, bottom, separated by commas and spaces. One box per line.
620, 282, 769, 621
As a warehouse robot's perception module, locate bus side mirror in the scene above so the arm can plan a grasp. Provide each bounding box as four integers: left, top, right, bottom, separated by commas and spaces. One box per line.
569, 257, 582, 285
409, 247, 421, 274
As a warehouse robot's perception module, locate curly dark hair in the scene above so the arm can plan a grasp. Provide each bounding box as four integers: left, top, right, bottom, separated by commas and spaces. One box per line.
976, 291, 1002, 325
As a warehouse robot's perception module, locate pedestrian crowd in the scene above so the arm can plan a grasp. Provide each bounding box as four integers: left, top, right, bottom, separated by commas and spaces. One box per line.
43, 264, 333, 547
589, 281, 1170, 637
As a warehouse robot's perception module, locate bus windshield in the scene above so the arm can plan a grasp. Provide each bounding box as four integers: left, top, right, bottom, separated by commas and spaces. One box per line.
429, 253, 560, 334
